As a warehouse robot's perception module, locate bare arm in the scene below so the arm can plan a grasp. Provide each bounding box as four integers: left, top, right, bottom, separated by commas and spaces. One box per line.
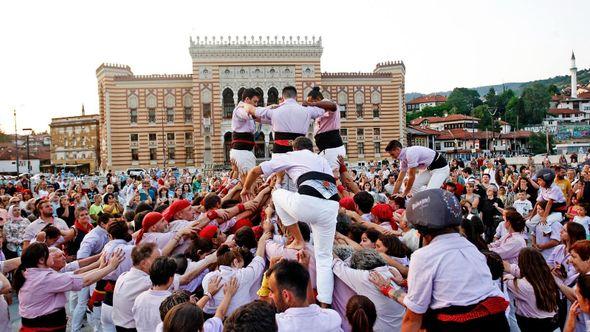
401, 310, 423, 332
1, 258, 21, 273
392, 170, 406, 195
402, 168, 417, 196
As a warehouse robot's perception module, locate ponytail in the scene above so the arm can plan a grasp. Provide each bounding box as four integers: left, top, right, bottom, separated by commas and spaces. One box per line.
346, 295, 376, 332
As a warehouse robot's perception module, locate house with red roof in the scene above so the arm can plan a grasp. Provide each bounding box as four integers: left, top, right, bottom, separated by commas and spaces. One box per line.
407, 94, 446, 113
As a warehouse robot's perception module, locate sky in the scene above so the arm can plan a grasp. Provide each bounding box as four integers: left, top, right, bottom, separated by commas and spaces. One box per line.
1, 0, 588, 133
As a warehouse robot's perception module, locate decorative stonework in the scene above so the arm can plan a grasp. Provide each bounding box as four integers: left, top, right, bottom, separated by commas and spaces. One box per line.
189, 35, 323, 62
183, 94, 193, 107
146, 94, 157, 108
127, 94, 138, 109
218, 65, 296, 103
301, 65, 315, 78
199, 66, 212, 80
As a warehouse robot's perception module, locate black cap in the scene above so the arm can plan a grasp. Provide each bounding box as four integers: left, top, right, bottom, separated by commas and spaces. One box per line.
406, 189, 462, 229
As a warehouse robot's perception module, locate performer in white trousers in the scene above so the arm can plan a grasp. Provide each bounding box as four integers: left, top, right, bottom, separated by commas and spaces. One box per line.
306, 87, 346, 173
241, 137, 339, 306
386, 140, 450, 197
230, 88, 266, 174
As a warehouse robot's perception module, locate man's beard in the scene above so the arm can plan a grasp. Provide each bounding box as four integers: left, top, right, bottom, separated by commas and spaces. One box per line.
42, 211, 53, 218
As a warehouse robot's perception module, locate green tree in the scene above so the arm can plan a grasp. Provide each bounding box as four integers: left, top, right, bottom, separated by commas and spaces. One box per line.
0, 129, 11, 143
484, 88, 497, 109
547, 84, 559, 96
521, 83, 550, 125
473, 105, 500, 132
529, 132, 554, 154
446, 88, 482, 115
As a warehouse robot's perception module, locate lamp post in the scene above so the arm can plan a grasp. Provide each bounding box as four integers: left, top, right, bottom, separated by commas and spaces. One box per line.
14, 109, 19, 175
486, 108, 498, 155
23, 128, 33, 174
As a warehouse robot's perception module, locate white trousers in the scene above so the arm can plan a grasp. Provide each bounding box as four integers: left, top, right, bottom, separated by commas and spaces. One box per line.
101, 303, 116, 332
319, 145, 347, 171
272, 189, 339, 304
230, 149, 256, 174
409, 165, 450, 195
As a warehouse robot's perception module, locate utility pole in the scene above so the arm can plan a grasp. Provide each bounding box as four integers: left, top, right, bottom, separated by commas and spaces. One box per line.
14, 109, 20, 175
23, 128, 33, 173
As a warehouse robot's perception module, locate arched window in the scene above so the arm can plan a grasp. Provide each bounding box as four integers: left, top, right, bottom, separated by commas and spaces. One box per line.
267, 87, 279, 105
255, 87, 264, 107
223, 132, 232, 162
222, 88, 235, 118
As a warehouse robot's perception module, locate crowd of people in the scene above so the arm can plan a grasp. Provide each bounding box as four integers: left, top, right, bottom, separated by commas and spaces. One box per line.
0, 85, 590, 332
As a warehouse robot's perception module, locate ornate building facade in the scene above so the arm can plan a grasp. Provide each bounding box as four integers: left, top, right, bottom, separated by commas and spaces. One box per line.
97, 36, 405, 171
49, 110, 100, 173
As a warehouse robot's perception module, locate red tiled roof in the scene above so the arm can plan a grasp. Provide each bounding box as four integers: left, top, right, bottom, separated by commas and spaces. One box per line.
410, 114, 480, 126
407, 95, 447, 105
436, 129, 499, 140
407, 125, 441, 135
547, 108, 583, 115
500, 130, 533, 139
578, 91, 590, 99
551, 95, 564, 102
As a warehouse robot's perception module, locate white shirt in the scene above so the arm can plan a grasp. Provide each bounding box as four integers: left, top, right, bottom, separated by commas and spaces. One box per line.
403, 233, 502, 313
574, 216, 590, 236
260, 149, 333, 185
23, 217, 69, 242
255, 98, 325, 135
102, 239, 134, 281
133, 289, 171, 332
156, 317, 223, 332
276, 304, 342, 332
77, 226, 109, 259
512, 199, 533, 217
202, 256, 265, 316
332, 259, 405, 331
112, 267, 152, 328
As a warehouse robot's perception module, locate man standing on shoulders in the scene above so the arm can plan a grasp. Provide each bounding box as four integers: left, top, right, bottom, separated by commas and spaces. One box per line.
241, 137, 339, 307
230, 88, 265, 175
307, 87, 343, 173
385, 140, 450, 197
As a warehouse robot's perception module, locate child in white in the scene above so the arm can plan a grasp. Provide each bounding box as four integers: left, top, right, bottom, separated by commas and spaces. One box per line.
512, 191, 533, 218
573, 204, 590, 238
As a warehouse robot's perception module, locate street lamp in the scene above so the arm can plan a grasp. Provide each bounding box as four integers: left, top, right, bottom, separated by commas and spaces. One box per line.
486, 108, 498, 155
23, 128, 33, 174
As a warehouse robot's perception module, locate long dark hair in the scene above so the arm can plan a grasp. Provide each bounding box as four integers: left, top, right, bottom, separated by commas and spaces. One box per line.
378, 233, 409, 258
13, 242, 49, 292
346, 295, 376, 332
516, 248, 559, 312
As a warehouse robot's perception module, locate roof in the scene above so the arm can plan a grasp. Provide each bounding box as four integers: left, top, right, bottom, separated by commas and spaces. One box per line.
407, 125, 440, 135
551, 95, 564, 102
410, 114, 480, 126
407, 95, 447, 105
435, 129, 499, 140
547, 108, 583, 115
0, 145, 50, 161
500, 130, 533, 139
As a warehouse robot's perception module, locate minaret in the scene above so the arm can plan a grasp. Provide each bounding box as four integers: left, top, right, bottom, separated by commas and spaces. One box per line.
571, 51, 577, 98
81, 104, 85, 116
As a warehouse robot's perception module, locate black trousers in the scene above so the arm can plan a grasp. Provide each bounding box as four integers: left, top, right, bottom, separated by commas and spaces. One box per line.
515, 314, 558, 332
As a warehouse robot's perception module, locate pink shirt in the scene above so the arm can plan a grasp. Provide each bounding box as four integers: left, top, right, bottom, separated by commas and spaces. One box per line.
314, 100, 340, 135
103, 239, 134, 281
266, 240, 316, 288
18, 267, 84, 318
331, 277, 355, 332
232, 102, 256, 133
547, 244, 579, 286
489, 232, 527, 264
255, 98, 325, 134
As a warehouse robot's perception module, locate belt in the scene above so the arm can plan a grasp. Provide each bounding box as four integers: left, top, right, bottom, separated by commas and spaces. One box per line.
21, 308, 67, 331
297, 171, 339, 201
231, 132, 256, 150
314, 129, 344, 152
430, 296, 509, 324
273, 132, 304, 153
427, 152, 448, 170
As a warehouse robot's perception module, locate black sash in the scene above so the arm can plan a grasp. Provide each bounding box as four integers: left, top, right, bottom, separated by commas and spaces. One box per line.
314, 130, 344, 152
231, 132, 255, 151
273, 132, 305, 153
296, 171, 339, 201
21, 307, 67, 329
428, 152, 448, 170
